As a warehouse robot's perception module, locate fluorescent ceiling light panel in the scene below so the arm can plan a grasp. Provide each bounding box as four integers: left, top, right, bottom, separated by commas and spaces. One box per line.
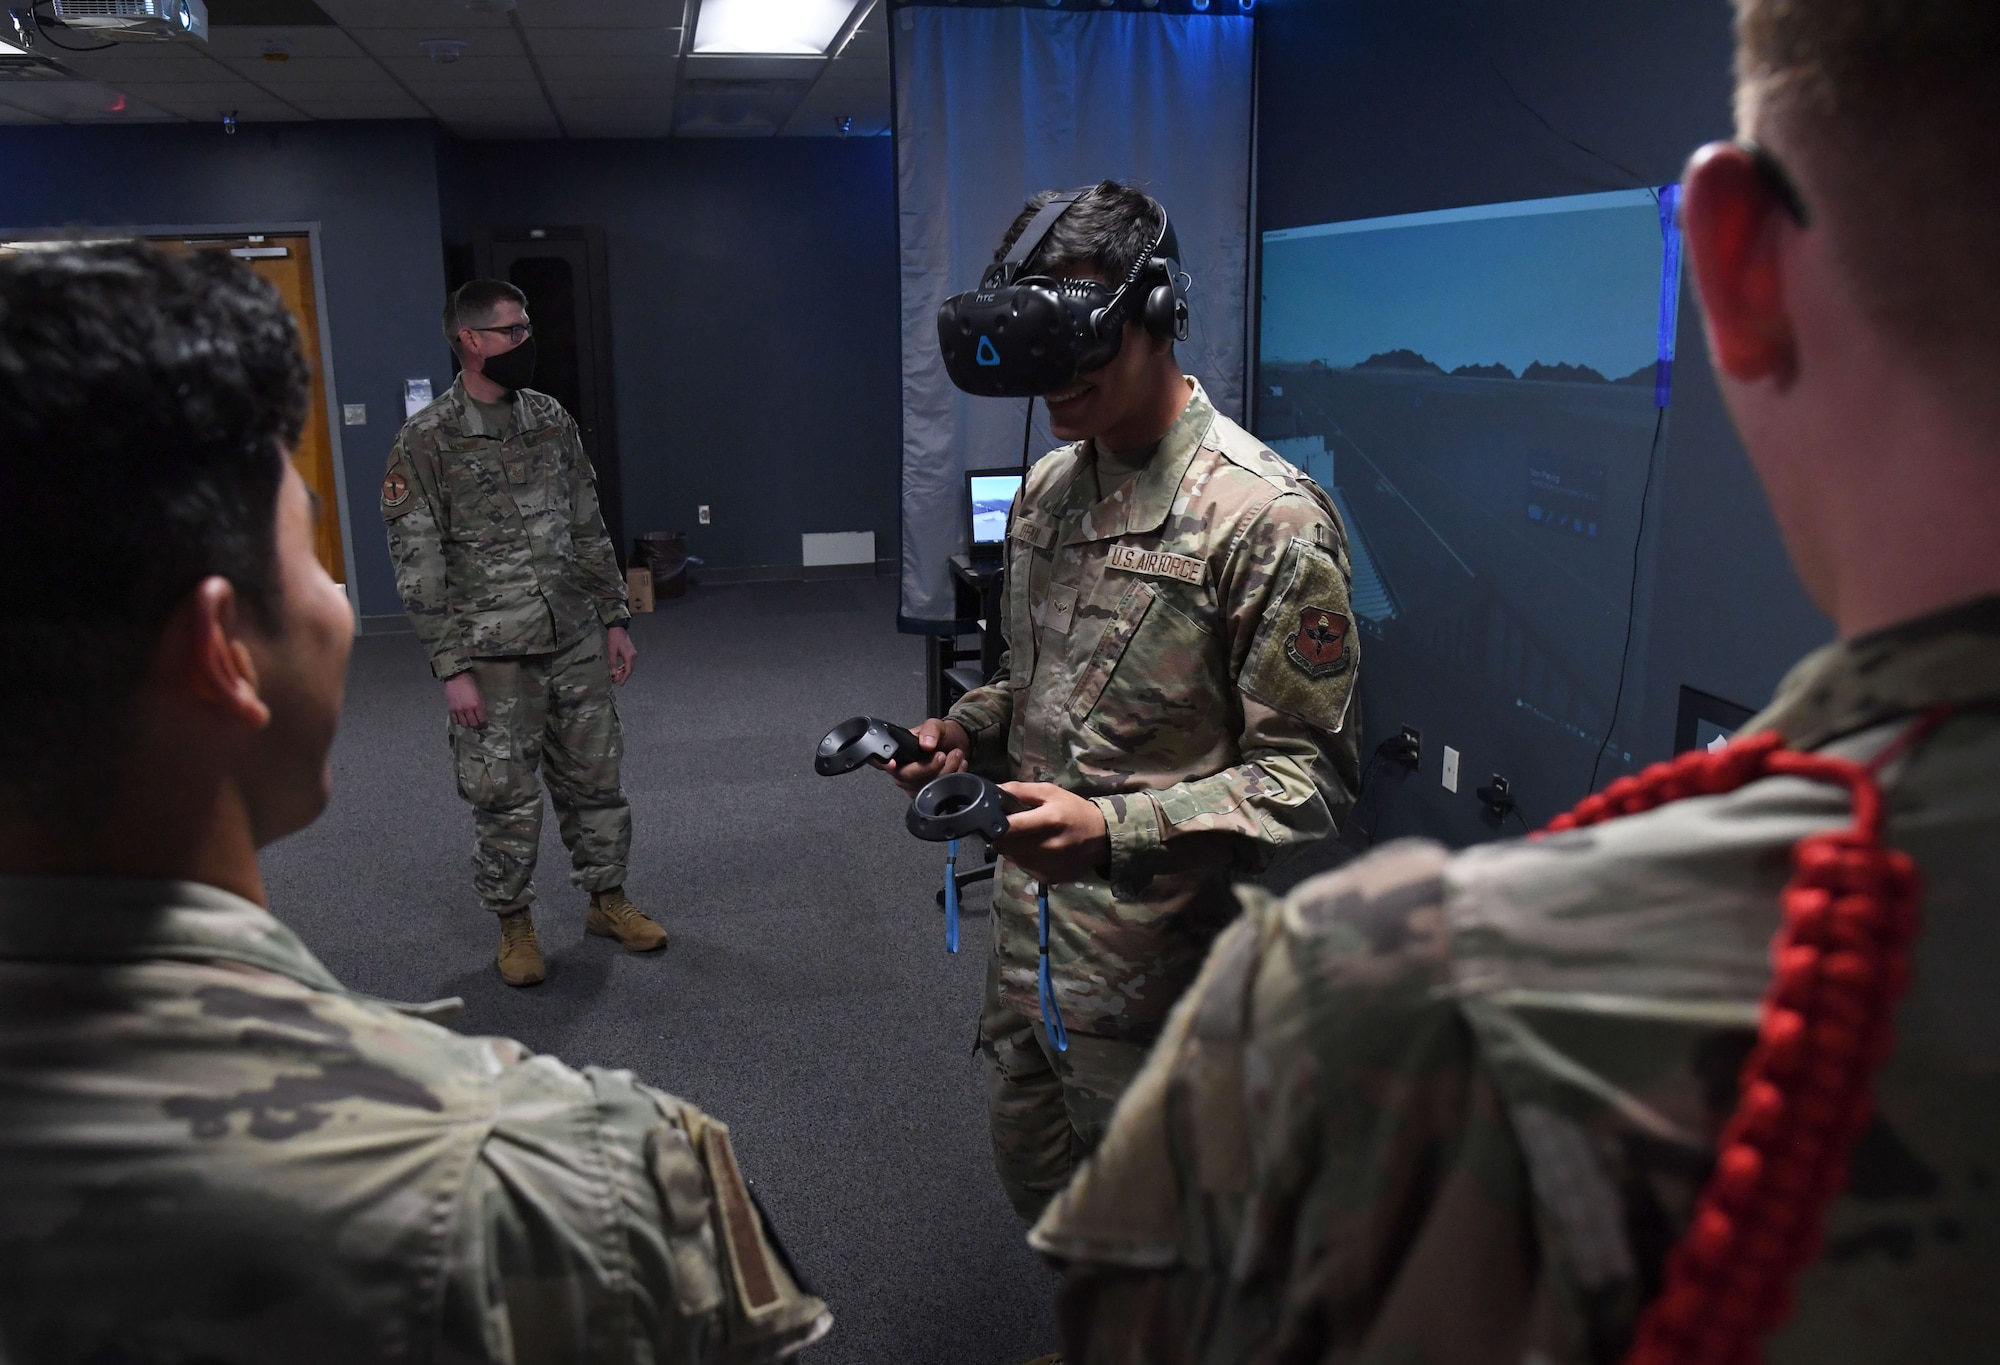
693, 0, 861, 56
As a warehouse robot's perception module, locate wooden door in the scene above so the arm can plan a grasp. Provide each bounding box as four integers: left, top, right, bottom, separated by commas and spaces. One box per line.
181, 235, 346, 585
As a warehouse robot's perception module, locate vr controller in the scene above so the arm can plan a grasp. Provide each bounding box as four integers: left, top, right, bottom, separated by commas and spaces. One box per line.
815, 716, 927, 776
905, 772, 1024, 845
937, 188, 1189, 399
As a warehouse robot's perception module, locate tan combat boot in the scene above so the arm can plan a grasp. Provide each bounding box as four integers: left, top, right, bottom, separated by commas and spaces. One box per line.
586, 887, 668, 951
496, 908, 546, 986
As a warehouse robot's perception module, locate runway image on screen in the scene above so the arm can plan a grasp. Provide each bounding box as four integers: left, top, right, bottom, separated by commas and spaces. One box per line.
1258, 188, 1679, 808
969, 472, 1022, 546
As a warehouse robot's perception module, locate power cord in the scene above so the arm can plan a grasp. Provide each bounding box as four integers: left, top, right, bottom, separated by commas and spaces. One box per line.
1349, 726, 1421, 850
1587, 404, 1668, 795
1488, 59, 1650, 190
29, 2, 117, 50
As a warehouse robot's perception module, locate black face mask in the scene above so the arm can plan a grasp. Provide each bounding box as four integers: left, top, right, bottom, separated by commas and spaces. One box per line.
480, 335, 537, 393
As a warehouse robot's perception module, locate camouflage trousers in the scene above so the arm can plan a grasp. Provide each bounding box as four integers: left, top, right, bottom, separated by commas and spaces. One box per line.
977, 950, 1151, 1223
450, 630, 630, 914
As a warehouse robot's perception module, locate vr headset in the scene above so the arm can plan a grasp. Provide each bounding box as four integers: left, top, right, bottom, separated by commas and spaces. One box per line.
936, 189, 1190, 398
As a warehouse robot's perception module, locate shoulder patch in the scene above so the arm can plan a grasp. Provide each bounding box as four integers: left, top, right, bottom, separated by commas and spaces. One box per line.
1239, 537, 1358, 733
380, 457, 420, 520
1285, 605, 1351, 678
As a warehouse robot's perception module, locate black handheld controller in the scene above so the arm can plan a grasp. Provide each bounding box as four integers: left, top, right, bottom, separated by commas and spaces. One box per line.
815, 716, 926, 776
906, 773, 1025, 845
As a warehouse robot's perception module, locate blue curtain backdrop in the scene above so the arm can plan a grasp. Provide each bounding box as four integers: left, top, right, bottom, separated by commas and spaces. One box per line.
892, 2, 1255, 628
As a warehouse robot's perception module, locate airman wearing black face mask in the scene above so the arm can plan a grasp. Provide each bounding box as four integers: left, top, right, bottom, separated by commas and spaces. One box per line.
380, 278, 664, 986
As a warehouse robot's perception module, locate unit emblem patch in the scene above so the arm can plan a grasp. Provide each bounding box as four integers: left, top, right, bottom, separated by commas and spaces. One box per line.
381, 470, 410, 509
1285, 606, 1350, 678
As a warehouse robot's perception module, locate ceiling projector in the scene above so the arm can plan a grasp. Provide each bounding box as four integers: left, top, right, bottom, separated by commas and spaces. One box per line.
48, 0, 208, 43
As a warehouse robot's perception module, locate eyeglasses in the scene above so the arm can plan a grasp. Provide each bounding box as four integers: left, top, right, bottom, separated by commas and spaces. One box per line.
1738, 140, 1812, 227
467, 322, 533, 344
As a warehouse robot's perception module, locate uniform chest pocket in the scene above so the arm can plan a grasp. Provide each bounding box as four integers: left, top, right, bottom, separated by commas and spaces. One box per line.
1071, 579, 1228, 758
505, 433, 569, 517
439, 445, 516, 541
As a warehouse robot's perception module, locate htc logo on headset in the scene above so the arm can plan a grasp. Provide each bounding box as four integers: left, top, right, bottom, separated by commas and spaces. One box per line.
937, 188, 1191, 397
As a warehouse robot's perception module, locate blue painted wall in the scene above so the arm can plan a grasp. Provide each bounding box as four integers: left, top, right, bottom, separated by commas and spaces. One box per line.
0, 121, 902, 619
0, 119, 448, 621
1255, 0, 1833, 842
438, 136, 902, 575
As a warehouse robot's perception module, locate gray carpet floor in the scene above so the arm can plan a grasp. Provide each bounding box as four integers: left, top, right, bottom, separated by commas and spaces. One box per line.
260, 576, 1059, 1365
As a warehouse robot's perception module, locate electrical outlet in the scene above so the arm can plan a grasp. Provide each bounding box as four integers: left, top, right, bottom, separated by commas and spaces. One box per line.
1442, 745, 1460, 793
1380, 725, 1421, 770
697, 504, 711, 525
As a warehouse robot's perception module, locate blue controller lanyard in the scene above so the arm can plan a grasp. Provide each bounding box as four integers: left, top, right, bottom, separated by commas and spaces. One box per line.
1037, 882, 1069, 1052
942, 839, 962, 954
939, 848, 1067, 1052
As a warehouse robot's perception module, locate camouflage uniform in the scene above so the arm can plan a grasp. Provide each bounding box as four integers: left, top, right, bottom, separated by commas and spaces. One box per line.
949, 377, 1361, 1219
382, 377, 633, 913
1032, 595, 2000, 1363
0, 875, 830, 1363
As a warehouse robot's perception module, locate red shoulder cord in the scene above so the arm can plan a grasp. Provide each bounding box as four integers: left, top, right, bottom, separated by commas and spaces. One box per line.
1534, 704, 1954, 1365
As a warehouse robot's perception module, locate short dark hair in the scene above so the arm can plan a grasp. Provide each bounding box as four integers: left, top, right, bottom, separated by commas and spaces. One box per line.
443, 278, 527, 355
0, 243, 307, 808
994, 181, 1168, 290
1734, 0, 2000, 353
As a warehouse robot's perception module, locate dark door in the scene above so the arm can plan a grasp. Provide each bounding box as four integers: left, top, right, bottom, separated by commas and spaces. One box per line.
477, 227, 624, 564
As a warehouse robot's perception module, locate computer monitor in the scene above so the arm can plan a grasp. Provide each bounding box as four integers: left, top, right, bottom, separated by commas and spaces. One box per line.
966, 469, 1023, 556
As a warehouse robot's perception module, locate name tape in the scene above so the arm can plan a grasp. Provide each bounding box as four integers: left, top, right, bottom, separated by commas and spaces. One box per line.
1106, 543, 1206, 585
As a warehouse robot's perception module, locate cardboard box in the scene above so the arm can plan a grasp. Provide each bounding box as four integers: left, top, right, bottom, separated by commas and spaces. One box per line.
625, 566, 654, 614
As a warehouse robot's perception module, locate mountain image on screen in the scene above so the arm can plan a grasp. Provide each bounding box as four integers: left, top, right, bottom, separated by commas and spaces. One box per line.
1257, 188, 1677, 817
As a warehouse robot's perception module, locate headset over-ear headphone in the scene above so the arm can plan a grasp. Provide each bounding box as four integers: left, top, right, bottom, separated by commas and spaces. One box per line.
936, 188, 1190, 398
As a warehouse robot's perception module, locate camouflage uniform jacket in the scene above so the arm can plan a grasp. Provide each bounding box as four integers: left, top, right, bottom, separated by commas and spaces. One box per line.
382, 376, 628, 680
0, 876, 830, 1364
949, 378, 1361, 1042
1031, 594, 2000, 1363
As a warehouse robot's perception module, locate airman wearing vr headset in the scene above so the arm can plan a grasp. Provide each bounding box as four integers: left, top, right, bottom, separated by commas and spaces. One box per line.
886, 181, 1363, 1222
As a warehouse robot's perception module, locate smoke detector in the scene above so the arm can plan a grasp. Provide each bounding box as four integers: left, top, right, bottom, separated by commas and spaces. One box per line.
259, 38, 291, 62
420, 38, 469, 64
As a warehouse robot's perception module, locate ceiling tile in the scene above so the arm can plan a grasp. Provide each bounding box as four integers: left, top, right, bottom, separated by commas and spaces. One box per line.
682, 54, 822, 82
344, 27, 525, 60
375, 56, 537, 86
213, 54, 387, 82
316, 0, 514, 29
517, 26, 681, 57
541, 77, 678, 101
47, 47, 220, 83
287, 94, 431, 118
265, 79, 416, 101
530, 53, 679, 81
109, 80, 274, 105
0, 81, 179, 123
128, 94, 305, 122
420, 95, 554, 117
204, 26, 365, 59
516, 0, 697, 27
550, 96, 678, 121
0, 101, 56, 123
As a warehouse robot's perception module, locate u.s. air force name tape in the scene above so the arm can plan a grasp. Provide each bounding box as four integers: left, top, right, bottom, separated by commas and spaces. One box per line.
1105, 543, 1206, 585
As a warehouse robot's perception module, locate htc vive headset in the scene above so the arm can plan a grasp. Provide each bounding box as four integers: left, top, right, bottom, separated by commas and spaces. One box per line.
936, 189, 1190, 398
